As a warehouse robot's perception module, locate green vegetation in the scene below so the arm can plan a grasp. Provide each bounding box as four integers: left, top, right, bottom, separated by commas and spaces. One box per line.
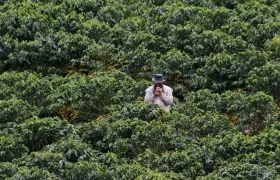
1, 0, 280, 179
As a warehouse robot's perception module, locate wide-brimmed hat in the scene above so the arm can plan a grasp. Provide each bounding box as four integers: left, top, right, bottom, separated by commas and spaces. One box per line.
152, 74, 166, 84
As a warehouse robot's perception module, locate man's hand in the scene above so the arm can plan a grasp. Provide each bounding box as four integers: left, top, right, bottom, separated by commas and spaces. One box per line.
154, 87, 162, 96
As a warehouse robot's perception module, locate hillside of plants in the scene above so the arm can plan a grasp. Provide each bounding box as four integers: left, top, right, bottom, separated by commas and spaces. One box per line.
1, 0, 280, 179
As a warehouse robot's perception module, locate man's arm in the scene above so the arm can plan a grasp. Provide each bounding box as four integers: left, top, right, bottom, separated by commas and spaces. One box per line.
144, 88, 155, 103
159, 88, 173, 105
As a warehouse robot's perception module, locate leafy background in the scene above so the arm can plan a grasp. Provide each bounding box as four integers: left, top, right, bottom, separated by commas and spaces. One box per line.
1, 0, 280, 179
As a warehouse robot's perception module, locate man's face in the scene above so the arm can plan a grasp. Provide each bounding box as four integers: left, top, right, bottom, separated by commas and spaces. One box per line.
155, 83, 163, 88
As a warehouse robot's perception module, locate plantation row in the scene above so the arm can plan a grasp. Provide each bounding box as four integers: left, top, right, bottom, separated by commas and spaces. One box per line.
1, 0, 280, 95
1, 71, 280, 179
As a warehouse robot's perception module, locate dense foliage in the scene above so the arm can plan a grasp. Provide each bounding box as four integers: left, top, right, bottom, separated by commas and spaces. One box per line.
1, 0, 280, 179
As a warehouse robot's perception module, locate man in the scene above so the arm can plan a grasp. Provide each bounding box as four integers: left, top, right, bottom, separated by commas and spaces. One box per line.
144, 74, 173, 112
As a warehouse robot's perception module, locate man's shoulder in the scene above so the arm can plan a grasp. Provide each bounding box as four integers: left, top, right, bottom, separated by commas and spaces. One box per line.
145, 85, 154, 91
163, 85, 173, 91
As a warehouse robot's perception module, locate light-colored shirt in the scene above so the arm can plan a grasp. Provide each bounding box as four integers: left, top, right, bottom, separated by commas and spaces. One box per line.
144, 85, 173, 112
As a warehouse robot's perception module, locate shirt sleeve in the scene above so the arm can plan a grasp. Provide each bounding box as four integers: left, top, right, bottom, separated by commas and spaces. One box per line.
160, 88, 173, 105
144, 88, 155, 103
